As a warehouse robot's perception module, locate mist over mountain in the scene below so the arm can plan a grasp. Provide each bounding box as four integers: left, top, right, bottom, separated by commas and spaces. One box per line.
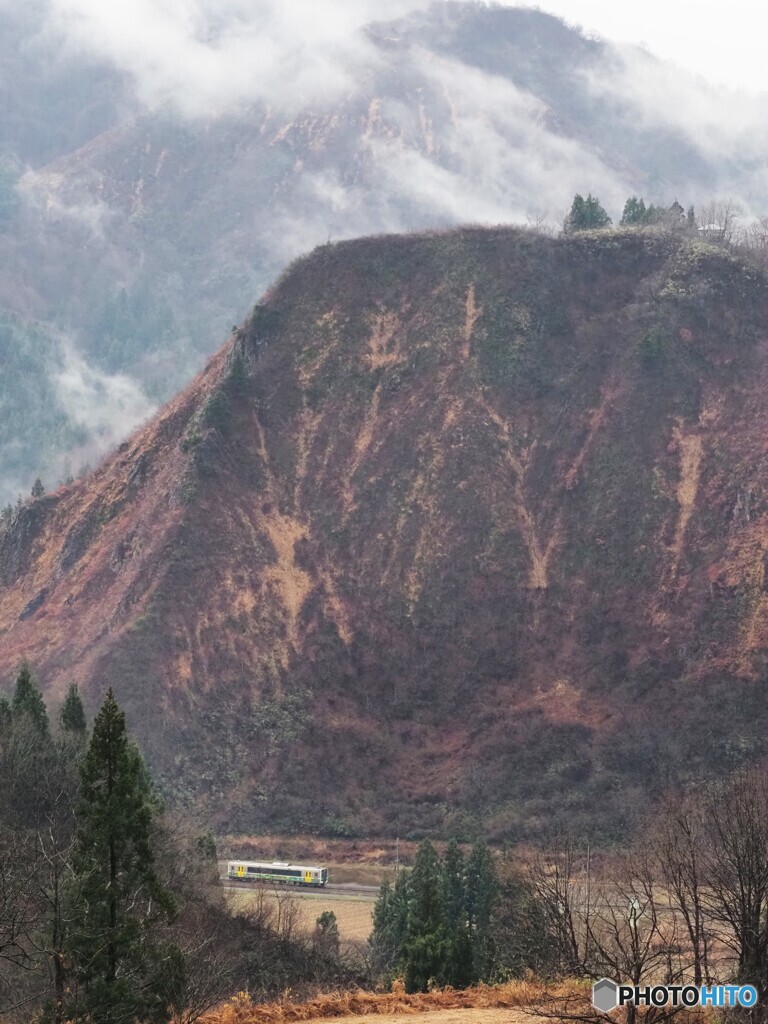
2, 1, 768, 502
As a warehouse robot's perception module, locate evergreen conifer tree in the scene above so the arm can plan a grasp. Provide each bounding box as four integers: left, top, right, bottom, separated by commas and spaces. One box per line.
441, 839, 465, 930
12, 661, 48, 735
441, 840, 474, 986
370, 870, 411, 975
567, 193, 611, 231
465, 840, 498, 981
403, 840, 450, 992
31, 478, 45, 498
60, 682, 87, 735
66, 689, 180, 1024
620, 196, 647, 225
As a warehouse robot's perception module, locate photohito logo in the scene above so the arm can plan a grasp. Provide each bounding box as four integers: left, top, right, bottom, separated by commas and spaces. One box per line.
592, 978, 759, 1012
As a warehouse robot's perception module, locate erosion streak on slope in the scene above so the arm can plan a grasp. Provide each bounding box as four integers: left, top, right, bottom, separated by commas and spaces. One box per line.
365, 309, 404, 369
293, 406, 321, 510
564, 381, 621, 490
251, 407, 352, 651
480, 399, 555, 589
462, 283, 482, 360
670, 423, 703, 578
249, 410, 312, 654
342, 383, 383, 514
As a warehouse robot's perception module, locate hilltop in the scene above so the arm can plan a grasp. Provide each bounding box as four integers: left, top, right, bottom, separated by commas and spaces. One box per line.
2, 226, 768, 840
0, 1, 758, 501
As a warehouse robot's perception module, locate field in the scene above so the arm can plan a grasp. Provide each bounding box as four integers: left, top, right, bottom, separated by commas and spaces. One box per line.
299, 1013, 526, 1024
225, 888, 375, 943
199, 980, 593, 1024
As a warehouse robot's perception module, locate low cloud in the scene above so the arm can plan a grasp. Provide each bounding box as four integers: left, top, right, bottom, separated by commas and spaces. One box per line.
45, 0, 430, 118
584, 43, 768, 213
54, 338, 156, 444
372, 53, 631, 226
19, 171, 114, 238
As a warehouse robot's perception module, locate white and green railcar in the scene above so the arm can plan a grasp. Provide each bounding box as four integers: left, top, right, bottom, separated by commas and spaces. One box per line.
227, 860, 328, 886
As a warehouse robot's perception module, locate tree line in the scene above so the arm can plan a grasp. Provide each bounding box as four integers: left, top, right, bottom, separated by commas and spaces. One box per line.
0, 664, 360, 1024
9, 659, 768, 1021
565, 193, 696, 233
529, 774, 768, 1019
563, 191, 768, 258
370, 771, 768, 1022
370, 837, 568, 994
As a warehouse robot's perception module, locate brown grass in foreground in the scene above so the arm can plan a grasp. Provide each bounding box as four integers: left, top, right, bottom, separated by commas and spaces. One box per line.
199, 979, 590, 1024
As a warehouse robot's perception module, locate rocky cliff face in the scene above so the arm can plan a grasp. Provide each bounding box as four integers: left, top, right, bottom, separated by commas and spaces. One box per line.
2, 227, 768, 840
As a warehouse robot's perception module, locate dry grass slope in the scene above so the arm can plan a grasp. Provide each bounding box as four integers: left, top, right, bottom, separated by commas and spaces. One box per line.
199, 980, 589, 1024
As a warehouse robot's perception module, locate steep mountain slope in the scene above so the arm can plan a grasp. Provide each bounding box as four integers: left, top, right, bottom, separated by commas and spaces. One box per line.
0, 1, 759, 501
3, 226, 768, 841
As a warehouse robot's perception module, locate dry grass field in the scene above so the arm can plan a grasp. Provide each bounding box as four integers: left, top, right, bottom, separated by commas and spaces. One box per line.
225, 889, 375, 943
199, 980, 590, 1024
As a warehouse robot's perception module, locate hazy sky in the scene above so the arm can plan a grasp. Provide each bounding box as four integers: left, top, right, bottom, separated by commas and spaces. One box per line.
519, 0, 767, 93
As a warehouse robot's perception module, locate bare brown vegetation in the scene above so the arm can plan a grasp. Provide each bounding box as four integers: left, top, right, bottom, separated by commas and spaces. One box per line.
3, 227, 768, 839
198, 979, 587, 1024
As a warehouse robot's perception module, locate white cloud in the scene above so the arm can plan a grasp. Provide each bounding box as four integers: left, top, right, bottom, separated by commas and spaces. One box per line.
368, 54, 630, 228
54, 338, 156, 443
585, 44, 768, 161
46, 0, 431, 118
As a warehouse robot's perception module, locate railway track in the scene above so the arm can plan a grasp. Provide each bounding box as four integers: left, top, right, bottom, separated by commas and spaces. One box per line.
221, 878, 379, 901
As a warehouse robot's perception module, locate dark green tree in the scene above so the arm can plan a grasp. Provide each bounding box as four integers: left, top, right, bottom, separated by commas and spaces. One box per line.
12, 661, 48, 735
441, 840, 473, 986
65, 689, 179, 1024
403, 840, 449, 992
60, 683, 87, 735
620, 196, 647, 226
370, 871, 411, 975
441, 840, 465, 931
567, 193, 612, 231
313, 910, 340, 957
465, 841, 497, 981
31, 478, 45, 498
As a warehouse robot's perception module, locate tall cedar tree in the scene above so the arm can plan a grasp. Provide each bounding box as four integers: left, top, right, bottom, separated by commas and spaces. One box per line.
66, 689, 180, 1024
12, 661, 48, 734
403, 840, 451, 992
441, 840, 473, 986
567, 193, 611, 231
60, 683, 87, 734
466, 840, 497, 981
370, 871, 410, 975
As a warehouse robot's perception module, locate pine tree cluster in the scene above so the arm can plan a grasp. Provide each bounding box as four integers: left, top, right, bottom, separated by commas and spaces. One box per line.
369, 838, 498, 992
0, 664, 363, 1022
0, 666, 182, 1023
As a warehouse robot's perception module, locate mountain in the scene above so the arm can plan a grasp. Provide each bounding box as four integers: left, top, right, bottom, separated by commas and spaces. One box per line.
3, 225, 768, 841
0, 1, 764, 502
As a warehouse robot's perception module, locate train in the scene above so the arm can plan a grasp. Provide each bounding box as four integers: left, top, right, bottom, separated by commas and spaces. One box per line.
226, 860, 328, 886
